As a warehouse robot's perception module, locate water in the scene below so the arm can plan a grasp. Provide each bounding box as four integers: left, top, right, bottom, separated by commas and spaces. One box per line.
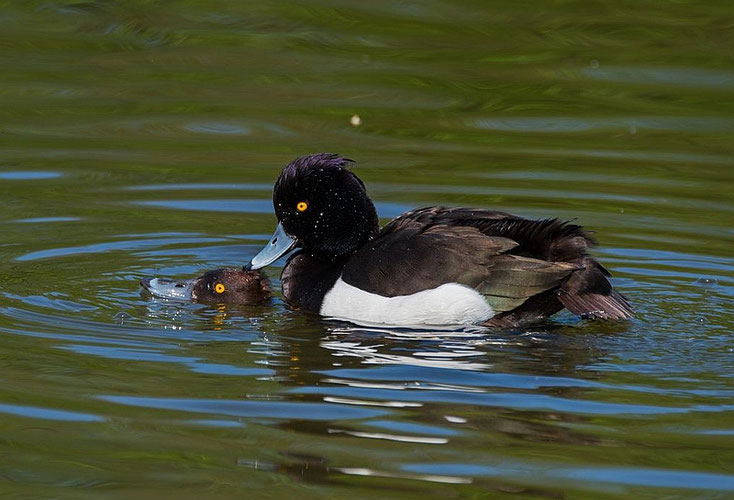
1, 1, 733, 497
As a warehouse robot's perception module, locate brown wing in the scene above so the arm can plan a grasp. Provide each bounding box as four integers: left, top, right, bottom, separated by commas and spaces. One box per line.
348, 206, 632, 319
341, 220, 577, 314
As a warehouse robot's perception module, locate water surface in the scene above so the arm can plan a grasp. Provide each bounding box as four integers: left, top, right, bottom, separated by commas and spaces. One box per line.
1, 1, 733, 498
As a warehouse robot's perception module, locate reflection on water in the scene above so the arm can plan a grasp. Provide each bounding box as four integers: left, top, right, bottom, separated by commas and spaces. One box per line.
474, 116, 734, 133
0, 171, 62, 180
581, 66, 734, 89
1, 0, 734, 497
2, 205, 734, 496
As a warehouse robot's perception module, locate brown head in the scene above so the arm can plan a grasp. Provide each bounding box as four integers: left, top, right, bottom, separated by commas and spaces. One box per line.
141, 268, 271, 305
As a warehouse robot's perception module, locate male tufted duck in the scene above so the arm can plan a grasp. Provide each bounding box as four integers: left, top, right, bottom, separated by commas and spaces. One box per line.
141, 268, 270, 305
249, 153, 633, 327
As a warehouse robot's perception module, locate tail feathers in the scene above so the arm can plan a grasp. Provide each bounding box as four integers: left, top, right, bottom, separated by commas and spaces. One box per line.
559, 288, 633, 320
559, 257, 634, 320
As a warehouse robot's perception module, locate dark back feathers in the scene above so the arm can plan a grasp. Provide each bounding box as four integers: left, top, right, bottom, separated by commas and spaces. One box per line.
362, 206, 633, 322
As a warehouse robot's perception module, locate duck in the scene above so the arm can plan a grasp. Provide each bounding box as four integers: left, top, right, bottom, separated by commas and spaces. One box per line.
140, 268, 270, 305
248, 153, 633, 328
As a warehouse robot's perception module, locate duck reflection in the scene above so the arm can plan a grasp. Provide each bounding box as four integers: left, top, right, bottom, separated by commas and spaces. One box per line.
251, 317, 611, 444
265, 318, 610, 384
235, 316, 613, 494
139, 300, 619, 491
141, 298, 613, 449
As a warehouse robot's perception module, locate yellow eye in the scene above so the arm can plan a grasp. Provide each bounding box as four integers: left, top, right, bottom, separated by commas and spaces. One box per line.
215, 283, 225, 294
296, 201, 308, 212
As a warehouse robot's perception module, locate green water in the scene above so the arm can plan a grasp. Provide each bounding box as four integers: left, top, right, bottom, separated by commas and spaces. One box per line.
1, 1, 734, 498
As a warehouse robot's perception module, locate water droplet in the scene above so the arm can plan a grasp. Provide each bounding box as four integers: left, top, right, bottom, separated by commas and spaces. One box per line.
695, 277, 717, 286
113, 312, 129, 324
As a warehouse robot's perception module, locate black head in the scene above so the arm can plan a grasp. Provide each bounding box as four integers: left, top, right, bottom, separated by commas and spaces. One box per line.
191, 268, 271, 305
273, 153, 379, 259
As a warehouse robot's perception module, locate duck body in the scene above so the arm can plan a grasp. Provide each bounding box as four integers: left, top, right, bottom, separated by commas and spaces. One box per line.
250, 154, 632, 328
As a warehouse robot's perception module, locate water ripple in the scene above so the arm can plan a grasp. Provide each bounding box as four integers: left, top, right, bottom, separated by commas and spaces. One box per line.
474, 116, 734, 133
581, 66, 734, 89
0, 402, 104, 422
293, 385, 734, 416
100, 395, 388, 421
403, 461, 734, 492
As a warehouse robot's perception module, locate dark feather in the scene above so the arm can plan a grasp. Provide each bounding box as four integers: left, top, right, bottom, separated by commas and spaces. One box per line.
348, 206, 632, 324
342, 224, 518, 297
342, 218, 577, 316
558, 257, 633, 320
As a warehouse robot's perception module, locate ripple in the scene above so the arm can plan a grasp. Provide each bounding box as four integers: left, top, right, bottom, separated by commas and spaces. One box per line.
473, 116, 734, 133
0, 171, 61, 180
514, 147, 732, 165
184, 121, 251, 135
321, 340, 492, 371
0, 402, 103, 422
365, 419, 462, 437
100, 395, 388, 421
2, 2, 732, 496
319, 365, 604, 390
328, 428, 448, 445
369, 182, 734, 212
0, 306, 246, 345
184, 120, 294, 137
15, 235, 224, 262
12, 118, 297, 140
59, 344, 272, 378
187, 419, 243, 428
3, 293, 97, 313
582, 66, 734, 89
292, 385, 734, 416
126, 183, 273, 192
403, 461, 734, 492
12, 217, 81, 223
334, 466, 470, 485
134, 199, 273, 213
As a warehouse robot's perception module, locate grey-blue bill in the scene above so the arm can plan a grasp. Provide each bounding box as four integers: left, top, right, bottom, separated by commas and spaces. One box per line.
248, 222, 297, 270
140, 277, 196, 300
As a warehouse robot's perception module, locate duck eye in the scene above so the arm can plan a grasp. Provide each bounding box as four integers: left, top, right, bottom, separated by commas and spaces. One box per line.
215, 283, 226, 293
296, 201, 308, 212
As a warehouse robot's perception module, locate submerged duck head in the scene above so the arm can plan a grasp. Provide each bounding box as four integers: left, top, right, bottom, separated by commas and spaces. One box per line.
140, 268, 270, 305
250, 153, 379, 268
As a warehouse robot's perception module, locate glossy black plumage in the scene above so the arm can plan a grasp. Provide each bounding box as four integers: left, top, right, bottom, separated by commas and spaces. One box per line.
281, 253, 346, 313
274, 153, 379, 259
255, 153, 633, 327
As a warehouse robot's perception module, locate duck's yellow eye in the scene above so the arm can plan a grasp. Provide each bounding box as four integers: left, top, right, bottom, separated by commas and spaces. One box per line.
296, 201, 308, 212
215, 283, 226, 294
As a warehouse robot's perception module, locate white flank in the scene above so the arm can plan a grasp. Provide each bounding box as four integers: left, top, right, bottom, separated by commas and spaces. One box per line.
320, 277, 494, 327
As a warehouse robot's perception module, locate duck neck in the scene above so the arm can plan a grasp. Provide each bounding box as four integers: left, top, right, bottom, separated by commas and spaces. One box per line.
282, 253, 351, 312
306, 198, 379, 260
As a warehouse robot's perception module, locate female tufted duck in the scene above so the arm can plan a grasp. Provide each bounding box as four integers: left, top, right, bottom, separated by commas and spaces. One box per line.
141, 268, 270, 305
248, 153, 632, 327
